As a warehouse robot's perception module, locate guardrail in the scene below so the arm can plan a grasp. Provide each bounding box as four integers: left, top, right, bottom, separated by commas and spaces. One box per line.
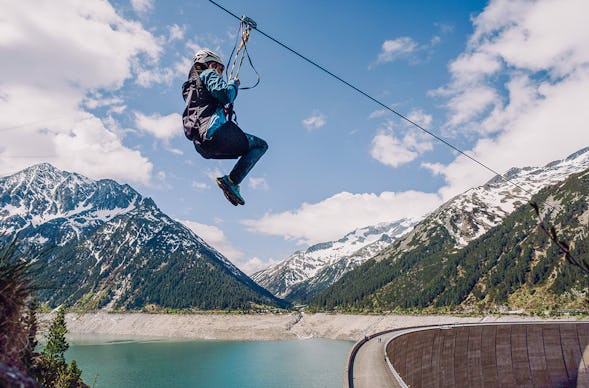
346, 325, 435, 388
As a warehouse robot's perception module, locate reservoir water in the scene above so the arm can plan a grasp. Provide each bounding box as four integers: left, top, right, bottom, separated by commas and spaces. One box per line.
66, 336, 354, 388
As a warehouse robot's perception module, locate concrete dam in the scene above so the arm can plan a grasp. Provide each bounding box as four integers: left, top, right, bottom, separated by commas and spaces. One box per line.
348, 321, 589, 388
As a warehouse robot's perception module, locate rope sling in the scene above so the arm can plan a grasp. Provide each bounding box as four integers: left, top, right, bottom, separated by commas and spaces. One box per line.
226, 16, 259, 90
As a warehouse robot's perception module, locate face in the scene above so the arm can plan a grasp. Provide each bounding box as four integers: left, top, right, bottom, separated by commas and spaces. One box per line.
208, 62, 224, 76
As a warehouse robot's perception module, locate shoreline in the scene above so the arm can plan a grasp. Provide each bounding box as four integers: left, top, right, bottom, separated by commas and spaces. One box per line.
39, 312, 589, 342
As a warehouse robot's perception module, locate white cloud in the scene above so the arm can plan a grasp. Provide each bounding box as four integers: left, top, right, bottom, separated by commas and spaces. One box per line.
421, 162, 445, 176
433, 0, 589, 198
440, 69, 589, 199
444, 86, 500, 130
248, 177, 269, 191
448, 52, 501, 85
371, 132, 418, 168
108, 105, 127, 115
377, 37, 418, 63
51, 115, 153, 184
470, 0, 589, 77
402, 131, 434, 154
168, 24, 185, 42
179, 219, 243, 260
176, 217, 280, 274
242, 191, 442, 246
406, 109, 433, 129
302, 112, 327, 130
134, 112, 182, 140
136, 65, 180, 87
368, 109, 388, 119
238, 257, 280, 275
83, 94, 125, 111
0, 0, 161, 183
205, 168, 224, 181
192, 181, 210, 191
370, 119, 433, 168
131, 0, 154, 13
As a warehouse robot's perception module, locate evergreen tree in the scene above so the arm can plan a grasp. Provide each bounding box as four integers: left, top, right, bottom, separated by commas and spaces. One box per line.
35, 307, 88, 387
0, 238, 87, 387
43, 306, 69, 361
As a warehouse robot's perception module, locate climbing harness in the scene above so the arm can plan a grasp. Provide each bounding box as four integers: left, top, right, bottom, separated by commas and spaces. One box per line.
226, 15, 260, 90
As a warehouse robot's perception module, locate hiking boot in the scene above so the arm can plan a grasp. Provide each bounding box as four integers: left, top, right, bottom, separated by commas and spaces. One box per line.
216, 175, 245, 206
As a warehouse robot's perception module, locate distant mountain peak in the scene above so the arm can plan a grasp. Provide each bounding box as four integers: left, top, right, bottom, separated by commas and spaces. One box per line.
252, 217, 419, 302
565, 146, 589, 161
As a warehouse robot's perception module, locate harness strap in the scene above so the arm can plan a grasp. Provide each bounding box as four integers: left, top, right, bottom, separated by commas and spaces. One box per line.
181, 79, 198, 139
227, 16, 260, 89
229, 20, 251, 80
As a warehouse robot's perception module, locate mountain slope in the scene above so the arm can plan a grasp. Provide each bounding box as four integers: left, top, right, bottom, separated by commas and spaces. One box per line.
311, 149, 589, 312
251, 219, 418, 303
0, 163, 288, 310
257, 148, 589, 305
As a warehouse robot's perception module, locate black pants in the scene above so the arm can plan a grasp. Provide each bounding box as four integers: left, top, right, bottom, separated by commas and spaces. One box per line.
194, 122, 268, 185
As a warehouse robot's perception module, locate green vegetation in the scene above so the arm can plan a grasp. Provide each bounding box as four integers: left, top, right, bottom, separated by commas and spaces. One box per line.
116, 251, 289, 310
310, 169, 589, 315
0, 239, 87, 387
22, 214, 290, 312
34, 307, 85, 388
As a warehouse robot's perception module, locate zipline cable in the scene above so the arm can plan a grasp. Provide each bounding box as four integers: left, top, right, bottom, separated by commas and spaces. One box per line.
207, 0, 585, 267
207, 0, 533, 197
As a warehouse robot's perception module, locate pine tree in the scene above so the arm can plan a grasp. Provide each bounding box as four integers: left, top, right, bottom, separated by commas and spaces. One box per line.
43, 306, 69, 361
36, 306, 89, 387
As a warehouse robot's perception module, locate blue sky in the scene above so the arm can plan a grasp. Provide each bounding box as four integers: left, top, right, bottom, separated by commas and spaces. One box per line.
1, 0, 588, 274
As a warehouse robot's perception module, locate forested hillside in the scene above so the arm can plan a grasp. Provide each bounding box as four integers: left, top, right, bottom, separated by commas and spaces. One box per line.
0, 164, 288, 311
311, 168, 588, 313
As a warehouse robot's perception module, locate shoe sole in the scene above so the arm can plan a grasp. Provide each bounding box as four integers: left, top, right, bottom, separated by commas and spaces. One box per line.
216, 178, 245, 206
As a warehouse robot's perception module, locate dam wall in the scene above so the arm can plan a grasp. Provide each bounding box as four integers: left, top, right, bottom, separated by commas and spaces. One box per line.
386, 322, 589, 387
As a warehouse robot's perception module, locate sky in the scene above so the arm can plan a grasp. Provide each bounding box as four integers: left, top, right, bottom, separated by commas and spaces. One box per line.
1, 0, 588, 274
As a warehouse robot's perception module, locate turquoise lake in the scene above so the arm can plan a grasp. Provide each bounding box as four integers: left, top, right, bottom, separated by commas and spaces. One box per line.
66, 336, 354, 388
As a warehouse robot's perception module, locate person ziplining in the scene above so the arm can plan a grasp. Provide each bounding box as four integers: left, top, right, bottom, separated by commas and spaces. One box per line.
181, 46, 267, 206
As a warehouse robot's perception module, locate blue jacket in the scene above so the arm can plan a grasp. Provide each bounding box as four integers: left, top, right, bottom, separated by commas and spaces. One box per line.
200, 69, 239, 138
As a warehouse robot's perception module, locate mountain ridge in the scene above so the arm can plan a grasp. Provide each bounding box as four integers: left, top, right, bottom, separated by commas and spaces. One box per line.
255, 147, 589, 306
0, 163, 288, 310
376, 147, 589, 261
252, 218, 420, 303
311, 149, 589, 312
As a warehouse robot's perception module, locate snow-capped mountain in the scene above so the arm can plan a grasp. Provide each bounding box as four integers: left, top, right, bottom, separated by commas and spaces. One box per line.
378, 146, 589, 261
0, 163, 287, 310
255, 147, 589, 304
313, 161, 589, 311
1, 163, 142, 246
252, 218, 419, 302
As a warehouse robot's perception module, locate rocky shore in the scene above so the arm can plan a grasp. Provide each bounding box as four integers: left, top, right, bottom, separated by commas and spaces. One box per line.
39, 312, 585, 341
